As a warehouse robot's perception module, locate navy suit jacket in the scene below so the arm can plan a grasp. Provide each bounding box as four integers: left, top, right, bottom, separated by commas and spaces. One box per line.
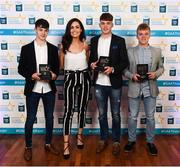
18, 41, 59, 96
89, 34, 129, 89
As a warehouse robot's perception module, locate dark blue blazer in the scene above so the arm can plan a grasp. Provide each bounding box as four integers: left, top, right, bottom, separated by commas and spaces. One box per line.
89, 34, 129, 89
18, 41, 59, 96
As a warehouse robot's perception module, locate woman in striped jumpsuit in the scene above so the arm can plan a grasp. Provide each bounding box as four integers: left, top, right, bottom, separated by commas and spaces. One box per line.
60, 18, 91, 159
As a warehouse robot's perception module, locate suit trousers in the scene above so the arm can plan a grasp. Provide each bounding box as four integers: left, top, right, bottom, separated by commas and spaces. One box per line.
25, 91, 55, 147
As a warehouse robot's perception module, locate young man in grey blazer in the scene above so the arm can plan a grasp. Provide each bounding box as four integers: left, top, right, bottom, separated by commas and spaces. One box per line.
123, 23, 164, 156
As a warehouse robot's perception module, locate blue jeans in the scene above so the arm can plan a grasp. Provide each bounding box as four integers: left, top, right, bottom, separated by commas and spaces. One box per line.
128, 96, 156, 143
25, 91, 55, 147
95, 85, 121, 142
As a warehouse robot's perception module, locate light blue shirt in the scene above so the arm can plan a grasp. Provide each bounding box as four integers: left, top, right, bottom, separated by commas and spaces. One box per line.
137, 45, 152, 97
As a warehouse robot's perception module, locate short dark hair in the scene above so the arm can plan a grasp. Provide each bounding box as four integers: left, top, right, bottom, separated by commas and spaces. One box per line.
35, 18, 49, 29
100, 13, 113, 21
136, 23, 150, 34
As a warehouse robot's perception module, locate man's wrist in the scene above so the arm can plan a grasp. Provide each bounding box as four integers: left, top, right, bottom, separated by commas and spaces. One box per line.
111, 67, 114, 73
91, 62, 95, 69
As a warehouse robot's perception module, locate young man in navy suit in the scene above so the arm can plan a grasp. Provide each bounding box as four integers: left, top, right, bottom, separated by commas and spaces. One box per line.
89, 13, 129, 156
18, 19, 59, 161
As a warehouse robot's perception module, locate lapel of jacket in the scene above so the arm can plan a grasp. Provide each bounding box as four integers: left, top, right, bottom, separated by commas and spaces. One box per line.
133, 45, 139, 65
149, 46, 156, 70
95, 35, 100, 59
31, 41, 37, 70
47, 42, 51, 64
108, 34, 114, 60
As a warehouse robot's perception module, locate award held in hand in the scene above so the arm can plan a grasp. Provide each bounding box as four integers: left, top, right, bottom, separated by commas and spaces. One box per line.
137, 64, 148, 82
39, 64, 52, 80
96, 56, 110, 72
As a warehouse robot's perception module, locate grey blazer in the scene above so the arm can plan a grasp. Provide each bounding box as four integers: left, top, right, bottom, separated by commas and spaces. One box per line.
123, 45, 164, 98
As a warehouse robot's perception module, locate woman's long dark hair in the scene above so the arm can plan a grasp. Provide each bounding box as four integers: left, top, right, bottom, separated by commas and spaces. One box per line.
62, 18, 86, 54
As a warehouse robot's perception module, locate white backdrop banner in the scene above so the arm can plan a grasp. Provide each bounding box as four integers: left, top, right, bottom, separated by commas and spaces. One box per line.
0, 0, 180, 134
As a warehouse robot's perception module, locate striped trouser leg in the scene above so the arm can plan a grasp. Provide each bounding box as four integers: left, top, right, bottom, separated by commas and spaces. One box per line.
77, 72, 91, 128
63, 73, 77, 135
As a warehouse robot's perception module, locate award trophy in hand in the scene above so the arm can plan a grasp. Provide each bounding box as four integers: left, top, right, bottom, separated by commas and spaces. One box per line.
96, 56, 110, 72
39, 64, 52, 80
137, 64, 148, 82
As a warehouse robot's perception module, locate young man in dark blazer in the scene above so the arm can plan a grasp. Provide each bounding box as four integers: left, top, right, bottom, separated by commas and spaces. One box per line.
89, 13, 129, 156
18, 19, 59, 161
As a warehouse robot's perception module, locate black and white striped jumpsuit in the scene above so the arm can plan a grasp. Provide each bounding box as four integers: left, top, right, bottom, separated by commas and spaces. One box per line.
63, 50, 91, 135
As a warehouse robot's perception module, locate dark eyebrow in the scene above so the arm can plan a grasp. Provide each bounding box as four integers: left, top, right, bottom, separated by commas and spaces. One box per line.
71, 25, 80, 28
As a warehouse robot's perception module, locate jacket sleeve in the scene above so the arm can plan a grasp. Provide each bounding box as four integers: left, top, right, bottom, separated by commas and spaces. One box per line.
113, 38, 129, 75
88, 37, 98, 68
52, 46, 59, 77
155, 48, 164, 78
18, 46, 32, 80
123, 47, 133, 80
123, 68, 133, 80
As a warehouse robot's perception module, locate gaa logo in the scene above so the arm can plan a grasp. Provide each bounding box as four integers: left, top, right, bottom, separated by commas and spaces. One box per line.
57, 17, 64, 25
73, 2, 80, 12
44, 2, 51, 12
171, 16, 178, 26
169, 67, 176, 76
0, 15, 7, 24
86, 17, 93, 25
156, 104, 162, 112
102, 3, 109, 12
3, 115, 10, 124
1, 41, 8, 50
2, 90, 9, 99
18, 103, 25, 112
131, 2, 138, 12
168, 91, 175, 101
159, 3, 166, 13
16, 2, 23, 11
167, 116, 174, 124
115, 17, 121, 25
170, 42, 177, 51
29, 16, 35, 25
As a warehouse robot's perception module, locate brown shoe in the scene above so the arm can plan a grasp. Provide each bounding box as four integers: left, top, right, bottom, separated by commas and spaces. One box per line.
96, 140, 108, 153
44, 144, 59, 155
112, 142, 120, 156
24, 147, 32, 161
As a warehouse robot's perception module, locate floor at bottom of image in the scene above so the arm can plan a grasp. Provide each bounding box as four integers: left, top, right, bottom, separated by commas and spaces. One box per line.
0, 134, 179, 166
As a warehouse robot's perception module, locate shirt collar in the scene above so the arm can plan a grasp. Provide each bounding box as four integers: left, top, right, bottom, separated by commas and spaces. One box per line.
138, 44, 150, 49
34, 40, 47, 47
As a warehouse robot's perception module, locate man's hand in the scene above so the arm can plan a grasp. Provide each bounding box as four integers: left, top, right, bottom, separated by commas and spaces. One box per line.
104, 66, 113, 75
90, 60, 98, 70
147, 72, 156, 80
50, 71, 57, 80
132, 73, 141, 82
31, 73, 41, 81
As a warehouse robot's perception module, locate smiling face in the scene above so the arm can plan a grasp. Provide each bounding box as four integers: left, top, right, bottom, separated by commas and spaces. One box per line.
99, 20, 113, 35
35, 26, 48, 42
137, 28, 150, 47
70, 21, 82, 38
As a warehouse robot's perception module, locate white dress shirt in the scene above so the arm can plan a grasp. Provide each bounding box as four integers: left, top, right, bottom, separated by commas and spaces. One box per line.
96, 35, 112, 86
32, 40, 51, 94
